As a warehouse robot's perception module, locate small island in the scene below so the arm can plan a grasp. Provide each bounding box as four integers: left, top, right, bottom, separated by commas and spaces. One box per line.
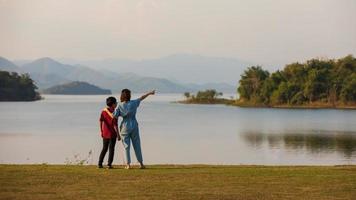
0, 71, 41, 101
42, 81, 111, 95
179, 89, 233, 105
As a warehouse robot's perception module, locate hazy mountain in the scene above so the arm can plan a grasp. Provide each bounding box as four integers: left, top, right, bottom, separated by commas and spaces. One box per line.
22, 57, 74, 77
21, 57, 75, 88
19, 57, 190, 93
42, 81, 111, 95
62, 54, 251, 85
0, 57, 22, 73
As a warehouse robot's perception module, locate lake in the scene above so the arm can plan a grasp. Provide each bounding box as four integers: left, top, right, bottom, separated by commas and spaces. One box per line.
0, 94, 355, 165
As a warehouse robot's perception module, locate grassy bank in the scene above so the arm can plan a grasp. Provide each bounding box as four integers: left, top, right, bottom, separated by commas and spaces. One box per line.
1, 165, 356, 200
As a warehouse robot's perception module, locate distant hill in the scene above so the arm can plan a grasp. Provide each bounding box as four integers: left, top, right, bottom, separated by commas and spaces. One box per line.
42, 81, 111, 95
21, 57, 83, 88
22, 57, 73, 76
0, 57, 22, 73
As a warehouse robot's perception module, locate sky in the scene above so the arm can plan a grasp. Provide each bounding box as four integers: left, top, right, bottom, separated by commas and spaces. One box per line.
0, 0, 355, 66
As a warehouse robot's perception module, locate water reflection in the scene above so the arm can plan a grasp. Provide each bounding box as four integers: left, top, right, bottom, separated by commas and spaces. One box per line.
241, 131, 356, 158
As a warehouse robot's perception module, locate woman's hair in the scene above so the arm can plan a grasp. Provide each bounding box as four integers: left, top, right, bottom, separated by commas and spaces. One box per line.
120, 89, 131, 102
106, 96, 117, 107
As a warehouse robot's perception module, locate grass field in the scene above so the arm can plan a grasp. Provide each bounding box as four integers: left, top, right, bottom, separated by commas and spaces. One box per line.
1, 165, 355, 200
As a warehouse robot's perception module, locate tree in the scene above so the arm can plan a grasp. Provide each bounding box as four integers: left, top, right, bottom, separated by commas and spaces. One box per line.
183, 92, 191, 99
260, 70, 286, 104
238, 66, 269, 103
333, 55, 356, 101
340, 74, 356, 103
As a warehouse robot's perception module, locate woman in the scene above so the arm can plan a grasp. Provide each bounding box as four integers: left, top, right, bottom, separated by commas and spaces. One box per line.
113, 89, 155, 169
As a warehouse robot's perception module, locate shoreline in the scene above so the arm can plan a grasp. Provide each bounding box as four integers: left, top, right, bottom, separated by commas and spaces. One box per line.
177, 99, 356, 110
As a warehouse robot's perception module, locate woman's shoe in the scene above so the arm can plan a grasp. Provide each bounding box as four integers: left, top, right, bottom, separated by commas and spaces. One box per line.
125, 165, 131, 169
140, 164, 146, 169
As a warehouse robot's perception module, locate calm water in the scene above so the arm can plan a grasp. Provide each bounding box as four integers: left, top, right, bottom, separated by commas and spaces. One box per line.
0, 94, 355, 165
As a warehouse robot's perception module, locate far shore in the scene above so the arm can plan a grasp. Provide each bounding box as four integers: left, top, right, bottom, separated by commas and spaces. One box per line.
177, 99, 356, 110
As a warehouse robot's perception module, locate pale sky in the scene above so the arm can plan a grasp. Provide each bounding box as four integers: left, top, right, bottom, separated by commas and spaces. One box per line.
0, 0, 355, 66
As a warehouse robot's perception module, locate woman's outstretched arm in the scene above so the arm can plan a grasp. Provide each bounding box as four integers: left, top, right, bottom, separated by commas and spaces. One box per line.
139, 90, 155, 101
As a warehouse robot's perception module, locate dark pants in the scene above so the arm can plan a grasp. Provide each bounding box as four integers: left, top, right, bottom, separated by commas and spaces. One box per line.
98, 137, 116, 166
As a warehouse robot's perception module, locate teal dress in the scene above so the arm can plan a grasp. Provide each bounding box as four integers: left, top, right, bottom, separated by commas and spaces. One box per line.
113, 99, 143, 164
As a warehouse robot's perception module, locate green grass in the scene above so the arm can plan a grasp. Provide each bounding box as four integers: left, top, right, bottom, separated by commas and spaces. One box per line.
1, 165, 356, 200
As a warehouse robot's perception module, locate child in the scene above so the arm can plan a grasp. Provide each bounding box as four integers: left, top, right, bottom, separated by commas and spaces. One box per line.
114, 89, 155, 169
98, 96, 120, 169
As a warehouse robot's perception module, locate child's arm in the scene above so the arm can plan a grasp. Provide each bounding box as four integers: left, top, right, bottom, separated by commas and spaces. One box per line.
100, 121, 103, 136
139, 90, 155, 101
115, 126, 120, 140
114, 119, 120, 141
99, 116, 104, 137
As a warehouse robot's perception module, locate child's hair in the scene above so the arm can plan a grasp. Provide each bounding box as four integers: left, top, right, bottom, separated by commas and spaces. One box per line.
120, 89, 131, 102
106, 96, 117, 107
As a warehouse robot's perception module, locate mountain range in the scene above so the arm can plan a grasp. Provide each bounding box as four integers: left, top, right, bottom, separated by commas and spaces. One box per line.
1, 55, 243, 93
56, 54, 251, 85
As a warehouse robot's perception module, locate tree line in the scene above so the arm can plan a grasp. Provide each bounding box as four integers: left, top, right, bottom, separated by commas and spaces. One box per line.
237, 55, 356, 106
0, 71, 41, 101
184, 89, 223, 100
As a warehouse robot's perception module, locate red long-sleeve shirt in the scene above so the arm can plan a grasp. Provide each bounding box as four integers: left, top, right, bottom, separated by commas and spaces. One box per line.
99, 107, 118, 139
